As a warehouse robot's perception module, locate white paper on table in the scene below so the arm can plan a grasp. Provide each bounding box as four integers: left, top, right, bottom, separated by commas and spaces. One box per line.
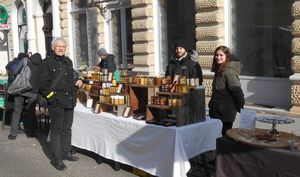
86, 98, 93, 109
239, 109, 257, 131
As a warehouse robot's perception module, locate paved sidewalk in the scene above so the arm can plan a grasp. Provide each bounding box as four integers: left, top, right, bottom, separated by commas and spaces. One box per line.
0, 124, 212, 177
0, 126, 138, 177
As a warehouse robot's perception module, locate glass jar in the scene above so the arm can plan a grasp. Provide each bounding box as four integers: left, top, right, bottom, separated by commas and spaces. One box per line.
180, 76, 187, 85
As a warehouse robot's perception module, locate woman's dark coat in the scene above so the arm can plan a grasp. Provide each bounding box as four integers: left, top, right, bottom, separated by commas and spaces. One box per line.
209, 59, 245, 123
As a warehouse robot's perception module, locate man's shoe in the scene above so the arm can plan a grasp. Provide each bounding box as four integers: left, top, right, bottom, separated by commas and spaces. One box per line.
95, 156, 103, 164
51, 160, 66, 171
8, 134, 17, 140
64, 152, 79, 161
17, 126, 24, 134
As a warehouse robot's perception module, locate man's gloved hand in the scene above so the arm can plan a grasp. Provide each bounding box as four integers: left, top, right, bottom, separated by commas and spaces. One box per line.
37, 94, 48, 107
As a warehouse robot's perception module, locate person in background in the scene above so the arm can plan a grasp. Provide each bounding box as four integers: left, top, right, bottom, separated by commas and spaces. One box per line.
208, 45, 245, 136
38, 37, 83, 171
8, 53, 43, 140
5, 53, 29, 111
165, 40, 203, 85
6, 53, 28, 86
93, 48, 116, 72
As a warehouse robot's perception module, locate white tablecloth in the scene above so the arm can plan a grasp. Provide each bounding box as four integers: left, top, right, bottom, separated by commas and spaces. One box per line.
72, 103, 222, 177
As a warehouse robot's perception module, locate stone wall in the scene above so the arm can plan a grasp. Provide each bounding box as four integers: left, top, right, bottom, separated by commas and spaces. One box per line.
131, 0, 154, 74
290, 1, 300, 117
98, 8, 105, 48
195, 0, 224, 97
59, 0, 69, 55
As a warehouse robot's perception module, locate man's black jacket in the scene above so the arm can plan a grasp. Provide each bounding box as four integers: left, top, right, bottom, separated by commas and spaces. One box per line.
38, 55, 78, 108
98, 54, 116, 72
165, 54, 203, 85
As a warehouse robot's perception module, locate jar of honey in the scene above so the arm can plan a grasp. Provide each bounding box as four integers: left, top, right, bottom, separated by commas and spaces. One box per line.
155, 77, 162, 86
112, 79, 117, 86
180, 76, 187, 85
194, 78, 200, 86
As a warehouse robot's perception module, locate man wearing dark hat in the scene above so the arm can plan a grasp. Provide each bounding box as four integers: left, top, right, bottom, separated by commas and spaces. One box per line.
165, 40, 203, 85
94, 48, 116, 72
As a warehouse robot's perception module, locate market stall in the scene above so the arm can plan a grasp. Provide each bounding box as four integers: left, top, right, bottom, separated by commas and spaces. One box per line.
71, 103, 222, 177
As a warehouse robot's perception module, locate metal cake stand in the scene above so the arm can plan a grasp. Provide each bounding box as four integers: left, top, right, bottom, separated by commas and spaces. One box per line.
255, 115, 295, 136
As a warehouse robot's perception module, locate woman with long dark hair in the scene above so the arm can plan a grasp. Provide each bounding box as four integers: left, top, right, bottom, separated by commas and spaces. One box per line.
209, 46, 245, 136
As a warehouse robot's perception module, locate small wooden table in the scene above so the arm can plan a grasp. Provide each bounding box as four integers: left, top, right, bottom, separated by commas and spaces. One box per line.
216, 136, 300, 177
226, 128, 296, 148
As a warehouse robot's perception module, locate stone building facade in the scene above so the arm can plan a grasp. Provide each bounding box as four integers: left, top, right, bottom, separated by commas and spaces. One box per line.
291, 1, 300, 116
0, 0, 299, 116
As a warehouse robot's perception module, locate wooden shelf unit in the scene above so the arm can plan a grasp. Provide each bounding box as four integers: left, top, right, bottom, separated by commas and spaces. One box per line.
97, 101, 127, 116
129, 84, 159, 115
146, 87, 206, 126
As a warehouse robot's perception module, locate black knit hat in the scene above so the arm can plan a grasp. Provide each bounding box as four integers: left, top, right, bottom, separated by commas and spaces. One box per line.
174, 40, 187, 50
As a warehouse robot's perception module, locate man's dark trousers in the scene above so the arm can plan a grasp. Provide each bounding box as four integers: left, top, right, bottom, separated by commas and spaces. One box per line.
48, 106, 74, 161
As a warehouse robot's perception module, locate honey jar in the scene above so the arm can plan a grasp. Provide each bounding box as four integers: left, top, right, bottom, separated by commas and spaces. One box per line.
91, 72, 100, 80
180, 76, 187, 85
147, 77, 154, 85
160, 97, 167, 105
162, 78, 167, 85
140, 77, 147, 85
181, 85, 189, 93
194, 78, 200, 86
155, 77, 162, 86
171, 98, 178, 107
166, 76, 172, 84
189, 78, 195, 86
136, 77, 141, 84
112, 79, 117, 86
119, 96, 125, 105
175, 85, 181, 93
168, 98, 173, 106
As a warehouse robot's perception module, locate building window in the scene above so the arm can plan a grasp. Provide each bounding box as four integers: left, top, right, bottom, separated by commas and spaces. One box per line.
17, 4, 28, 53
231, 0, 293, 78
166, 0, 196, 58
107, 1, 133, 69
71, 1, 89, 68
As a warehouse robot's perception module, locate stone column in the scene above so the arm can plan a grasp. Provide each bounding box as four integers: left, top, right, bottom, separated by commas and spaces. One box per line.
26, 0, 37, 53
59, 0, 69, 54
131, 0, 154, 75
290, 1, 300, 117
52, 0, 61, 38
195, 0, 224, 102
